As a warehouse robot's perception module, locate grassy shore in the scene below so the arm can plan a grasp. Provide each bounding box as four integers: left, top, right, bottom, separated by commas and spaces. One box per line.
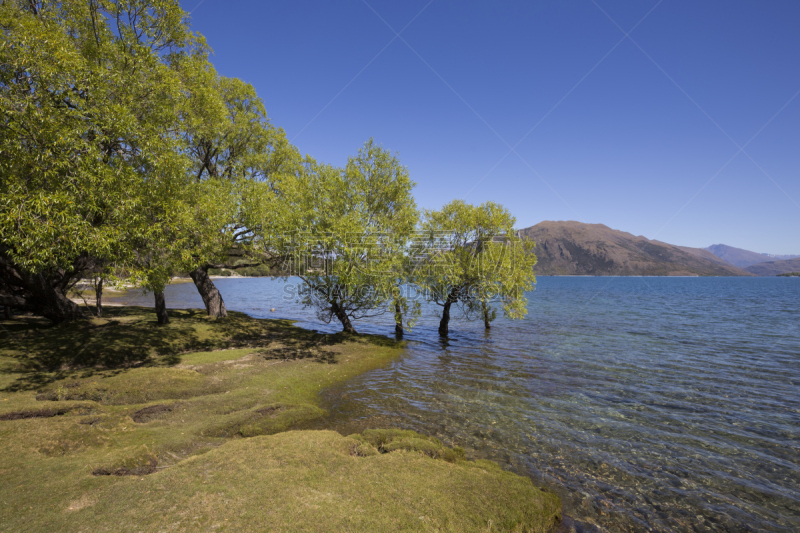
0, 307, 560, 532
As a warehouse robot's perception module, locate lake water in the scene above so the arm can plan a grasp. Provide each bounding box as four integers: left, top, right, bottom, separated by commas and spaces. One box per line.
107, 277, 800, 532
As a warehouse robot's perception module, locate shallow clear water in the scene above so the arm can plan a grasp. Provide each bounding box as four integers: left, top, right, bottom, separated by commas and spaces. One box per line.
109, 277, 800, 532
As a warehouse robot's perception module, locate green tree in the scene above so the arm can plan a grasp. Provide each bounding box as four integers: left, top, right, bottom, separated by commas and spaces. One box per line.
284, 140, 418, 334
391, 254, 421, 336
177, 66, 303, 318
128, 178, 199, 325
0, 0, 198, 322
417, 200, 537, 336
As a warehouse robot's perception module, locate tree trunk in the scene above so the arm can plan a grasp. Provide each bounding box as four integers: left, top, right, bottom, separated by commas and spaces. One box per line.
482, 300, 491, 330
154, 291, 169, 325
331, 301, 356, 334
2, 305, 10, 319
0, 285, 83, 323
394, 299, 403, 336
189, 266, 227, 318
438, 301, 452, 337
95, 278, 103, 318
0, 250, 88, 323
438, 287, 460, 337
28, 273, 84, 324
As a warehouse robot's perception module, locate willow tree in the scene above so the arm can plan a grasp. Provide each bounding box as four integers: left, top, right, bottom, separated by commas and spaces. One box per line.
0, 0, 199, 322
417, 200, 537, 336
178, 66, 304, 318
391, 252, 422, 336
129, 169, 200, 325
283, 140, 418, 334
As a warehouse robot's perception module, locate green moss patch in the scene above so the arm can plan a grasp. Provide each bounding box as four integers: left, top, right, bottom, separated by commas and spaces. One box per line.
0, 307, 561, 532
352, 428, 468, 463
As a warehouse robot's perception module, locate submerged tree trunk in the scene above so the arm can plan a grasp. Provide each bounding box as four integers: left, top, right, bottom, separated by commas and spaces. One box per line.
438, 301, 452, 337
154, 291, 169, 325
438, 287, 460, 337
331, 301, 356, 334
482, 299, 491, 330
189, 266, 227, 318
95, 278, 103, 318
394, 299, 403, 336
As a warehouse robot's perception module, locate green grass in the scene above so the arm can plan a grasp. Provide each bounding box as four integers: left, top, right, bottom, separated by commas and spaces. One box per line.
0, 307, 561, 532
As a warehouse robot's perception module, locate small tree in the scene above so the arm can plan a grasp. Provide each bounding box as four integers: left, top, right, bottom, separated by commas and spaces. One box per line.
284, 140, 418, 334
390, 253, 421, 336
417, 200, 537, 336
129, 186, 197, 326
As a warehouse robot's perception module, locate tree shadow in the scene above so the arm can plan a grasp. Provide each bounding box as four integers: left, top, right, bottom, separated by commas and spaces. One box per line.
259, 346, 338, 365
0, 306, 402, 391
249, 321, 402, 365
0, 308, 206, 391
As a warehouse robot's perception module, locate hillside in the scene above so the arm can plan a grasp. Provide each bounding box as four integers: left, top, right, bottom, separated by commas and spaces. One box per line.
705, 244, 799, 268
744, 257, 800, 276
519, 221, 752, 276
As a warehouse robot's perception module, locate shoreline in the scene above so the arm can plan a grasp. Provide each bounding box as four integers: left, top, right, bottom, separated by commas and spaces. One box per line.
0, 306, 563, 531
63, 297, 600, 531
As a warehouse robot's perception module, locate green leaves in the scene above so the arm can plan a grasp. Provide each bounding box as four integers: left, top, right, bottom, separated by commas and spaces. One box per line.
281, 140, 419, 332
0, 1, 538, 332
418, 200, 538, 326
176, 63, 305, 275
0, 0, 196, 278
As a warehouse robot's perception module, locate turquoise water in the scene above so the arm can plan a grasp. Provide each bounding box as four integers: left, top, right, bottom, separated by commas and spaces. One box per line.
109, 277, 800, 532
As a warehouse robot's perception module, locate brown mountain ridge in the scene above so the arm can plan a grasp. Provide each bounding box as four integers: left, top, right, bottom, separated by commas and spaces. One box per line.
518, 221, 753, 276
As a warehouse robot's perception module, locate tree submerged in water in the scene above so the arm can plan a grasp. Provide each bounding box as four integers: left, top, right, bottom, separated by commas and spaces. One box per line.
415, 200, 537, 337
282, 140, 419, 335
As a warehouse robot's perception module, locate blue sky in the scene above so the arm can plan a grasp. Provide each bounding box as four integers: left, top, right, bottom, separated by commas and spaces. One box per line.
182, 0, 800, 254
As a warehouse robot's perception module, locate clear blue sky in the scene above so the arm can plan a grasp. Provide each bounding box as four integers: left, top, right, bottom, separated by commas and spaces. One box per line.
182, 0, 800, 254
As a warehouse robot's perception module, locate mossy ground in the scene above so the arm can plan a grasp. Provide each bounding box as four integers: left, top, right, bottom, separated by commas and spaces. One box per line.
0, 307, 560, 532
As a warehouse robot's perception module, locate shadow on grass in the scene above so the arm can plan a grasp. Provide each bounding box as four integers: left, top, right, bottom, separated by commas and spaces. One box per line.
259, 346, 338, 364
0, 306, 398, 392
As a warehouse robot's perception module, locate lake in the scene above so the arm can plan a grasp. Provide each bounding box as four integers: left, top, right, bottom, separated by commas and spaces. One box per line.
107, 276, 800, 532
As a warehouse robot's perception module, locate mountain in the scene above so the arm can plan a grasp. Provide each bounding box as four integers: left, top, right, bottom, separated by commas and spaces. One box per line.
518, 221, 752, 276
744, 257, 800, 276
705, 244, 800, 268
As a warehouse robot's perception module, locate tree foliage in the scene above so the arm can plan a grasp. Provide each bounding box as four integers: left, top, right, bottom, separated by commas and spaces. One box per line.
170, 58, 305, 318
284, 140, 418, 334
1, 0, 194, 269
0, 2, 538, 335
417, 200, 537, 336
0, 0, 200, 321
178, 68, 303, 271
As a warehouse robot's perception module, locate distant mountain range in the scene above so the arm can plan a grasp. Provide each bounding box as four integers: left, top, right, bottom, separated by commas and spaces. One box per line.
518, 221, 752, 276
704, 244, 800, 268
743, 257, 800, 276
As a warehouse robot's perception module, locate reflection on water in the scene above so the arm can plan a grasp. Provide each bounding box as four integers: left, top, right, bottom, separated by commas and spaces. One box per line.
109, 277, 800, 532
